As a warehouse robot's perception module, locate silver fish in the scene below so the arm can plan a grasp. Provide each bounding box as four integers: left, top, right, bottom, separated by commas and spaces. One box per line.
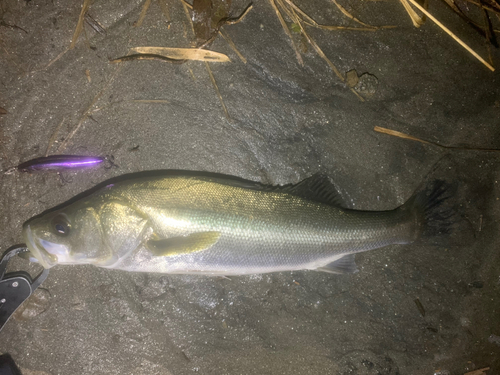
22, 172, 451, 275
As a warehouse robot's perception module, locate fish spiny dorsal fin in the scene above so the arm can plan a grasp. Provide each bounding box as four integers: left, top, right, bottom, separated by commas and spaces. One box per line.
279, 174, 348, 208
193, 173, 348, 207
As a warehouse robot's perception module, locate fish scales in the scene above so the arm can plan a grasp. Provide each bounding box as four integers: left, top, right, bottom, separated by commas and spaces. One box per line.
22, 173, 451, 275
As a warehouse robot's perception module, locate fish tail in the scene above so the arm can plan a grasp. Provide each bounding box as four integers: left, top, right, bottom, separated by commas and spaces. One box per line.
402, 180, 455, 241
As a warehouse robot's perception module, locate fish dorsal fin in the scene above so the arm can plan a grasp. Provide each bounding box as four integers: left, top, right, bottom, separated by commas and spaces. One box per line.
146, 231, 221, 257
279, 174, 347, 208
317, 254, 358, 274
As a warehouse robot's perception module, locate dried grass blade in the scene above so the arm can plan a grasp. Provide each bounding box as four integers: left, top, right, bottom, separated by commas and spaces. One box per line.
130, 47, 230, 62
45, 118, 66, 156
205, 61, 230, 120
374, 126, 433, 145
399, 0, 424, 27
350, 88, 365, 101
407, 0, 495, 71
288, 6, 344, 81
158, 0, 171, 22
269, 0, 304, 66
330, 0, 377, 29
135, 0, 152, 27
58, 65, 123, 152
219, 29, 247, 63
313, 24, 379, 31
70, 0, 92, 49
282, 0, 318, 25
179, 0, 196, 38
133, 99, 170, 103
374, 126, 500, 151
225, 4, 254, 25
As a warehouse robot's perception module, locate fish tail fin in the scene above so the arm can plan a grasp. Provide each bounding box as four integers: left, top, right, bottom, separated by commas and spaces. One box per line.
402, 180, 455, 242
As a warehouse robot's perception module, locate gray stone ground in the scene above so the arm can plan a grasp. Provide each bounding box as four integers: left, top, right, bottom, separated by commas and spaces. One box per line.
0, 0, 499, 374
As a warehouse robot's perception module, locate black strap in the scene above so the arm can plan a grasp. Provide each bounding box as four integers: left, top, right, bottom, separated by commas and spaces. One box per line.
0, 245, 49, 332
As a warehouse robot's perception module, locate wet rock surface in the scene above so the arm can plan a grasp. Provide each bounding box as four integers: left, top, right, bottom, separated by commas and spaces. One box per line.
1, 0, 499, 374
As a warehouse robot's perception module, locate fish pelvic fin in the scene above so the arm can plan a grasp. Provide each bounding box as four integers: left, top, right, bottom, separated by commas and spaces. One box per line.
146, 231, 221, 256
402, 180, 455, 243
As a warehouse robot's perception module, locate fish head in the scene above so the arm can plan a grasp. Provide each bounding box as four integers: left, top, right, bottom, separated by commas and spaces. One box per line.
22, 199, 149, 269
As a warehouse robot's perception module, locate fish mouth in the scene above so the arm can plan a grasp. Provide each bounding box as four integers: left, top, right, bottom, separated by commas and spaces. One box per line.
23, 224, 59, 269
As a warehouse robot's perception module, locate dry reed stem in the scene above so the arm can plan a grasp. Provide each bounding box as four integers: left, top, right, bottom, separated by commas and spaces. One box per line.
270, 0, 304, 66
399, 0, 424, 27
205, 61, 230, 120
374, 126, 500, 151
58, 65, 123, 152
219, 29, 247, 63
282, 0, 318, 25
463, 368, 490, 375
132, 99, 170, 103
158, 0, 171, 22
310, 23, 382, 31
330, 0, 378, 29
407, 0, 495, 71
70, 0, 92, 49
350, 88, 365, 101
45, 117, 66, 156
179, 0, 196, 38
43, 49, 69, 70
135, 0, 152, 27
288, 6, 345, 81
282, 0, 393, 30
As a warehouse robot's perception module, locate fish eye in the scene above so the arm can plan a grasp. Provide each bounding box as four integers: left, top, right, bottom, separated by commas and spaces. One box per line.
51, 215, 71, 237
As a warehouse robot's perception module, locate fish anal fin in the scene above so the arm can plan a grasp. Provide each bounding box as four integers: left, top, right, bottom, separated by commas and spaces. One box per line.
147, 231, 221, 256
317, 254, 358, 274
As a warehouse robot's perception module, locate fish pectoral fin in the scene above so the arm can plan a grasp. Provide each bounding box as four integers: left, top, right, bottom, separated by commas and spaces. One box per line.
316, 254, 358, 274
146, 231, 221, 257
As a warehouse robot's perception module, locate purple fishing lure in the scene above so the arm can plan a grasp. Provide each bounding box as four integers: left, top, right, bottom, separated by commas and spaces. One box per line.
16, 155, 106, 172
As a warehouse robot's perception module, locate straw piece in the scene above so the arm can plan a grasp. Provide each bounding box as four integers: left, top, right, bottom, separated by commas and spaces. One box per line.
135, 0, 152, 27
132, 99, 170, 103
330, 0, 378, 28
225, 4, 254, 26
179, 0, 196, 38
70, 0, 92, 49
312, 23, 380, 31
129, 47, 230, 62
407, 0, 495, 71
374, 126, 433, 145
463, 368, 490, 375
350, 88, 365, 101
187, 66, 197, 81
282, 0, 318, 25
374, 126, 500, 151
269, 0, 303, 66
181, 0, 193, 9
205, 61, 230, 120
288, 6, 345, 81
399, 0, 424, 27
58, 66, 123, 152
45, 117, 66, 156
158, 0, 171, 23
219, 29, 247, 63
44, 49, 69, 70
